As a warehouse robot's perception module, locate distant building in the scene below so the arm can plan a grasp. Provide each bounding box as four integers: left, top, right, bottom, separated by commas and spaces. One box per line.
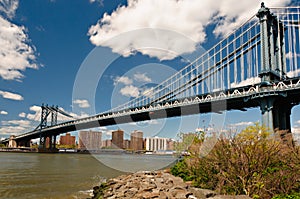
79, 131, 102, 150
293, 131, 300, 146
101, 139, 112, 148
130, 130, 143, 151
60, 133, 75, 146
8, 135, 17, 148
123, 139, 131, 149
112, 129, 124, 149
145, 137, 169, 152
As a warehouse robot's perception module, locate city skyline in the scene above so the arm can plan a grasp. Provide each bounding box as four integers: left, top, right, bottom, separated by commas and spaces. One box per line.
0, 0, 300, 142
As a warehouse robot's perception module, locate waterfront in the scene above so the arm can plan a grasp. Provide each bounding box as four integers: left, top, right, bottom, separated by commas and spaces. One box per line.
0, 152, 177, 199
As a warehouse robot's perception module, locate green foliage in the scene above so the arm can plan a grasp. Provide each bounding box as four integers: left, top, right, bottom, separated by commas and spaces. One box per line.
174, 131, 205, 153
57, 144, 76, 149
272, 193, 300, 199
171, 124, 300, 199
0, 143, 6, 148
89, 182, 108, 199
31, 144, 39, 149
170, 159, 194, 181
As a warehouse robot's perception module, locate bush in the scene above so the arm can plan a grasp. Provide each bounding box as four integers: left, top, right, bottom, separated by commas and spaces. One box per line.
170, 159, 194, 181
272, 193, 300, 199
171, 124, 300, 199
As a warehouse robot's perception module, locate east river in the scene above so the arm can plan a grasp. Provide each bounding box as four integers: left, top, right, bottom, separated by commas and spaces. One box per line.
0, 152, 177, 199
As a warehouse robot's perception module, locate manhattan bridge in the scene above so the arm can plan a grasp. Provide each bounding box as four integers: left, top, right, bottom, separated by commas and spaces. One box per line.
1, 3, 300, 151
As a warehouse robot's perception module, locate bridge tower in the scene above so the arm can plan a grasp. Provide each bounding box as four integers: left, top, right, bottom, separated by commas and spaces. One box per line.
38, 104, 59, 152
256, 3, 293, 141
36, 104, 73, 152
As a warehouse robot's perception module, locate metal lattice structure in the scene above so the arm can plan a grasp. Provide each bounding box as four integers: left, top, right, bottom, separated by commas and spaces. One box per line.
108, 4, 299, 114
36, 104, 73, 150
1, 4, 300, 147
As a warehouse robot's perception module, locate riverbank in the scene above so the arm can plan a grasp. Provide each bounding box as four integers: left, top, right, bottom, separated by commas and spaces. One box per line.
90, 170, 251, 199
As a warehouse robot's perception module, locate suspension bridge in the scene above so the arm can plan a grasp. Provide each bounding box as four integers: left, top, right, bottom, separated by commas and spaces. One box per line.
1, 3, 300, 150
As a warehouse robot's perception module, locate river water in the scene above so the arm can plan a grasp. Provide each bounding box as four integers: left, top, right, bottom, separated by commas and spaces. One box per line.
0, 152, 177, 199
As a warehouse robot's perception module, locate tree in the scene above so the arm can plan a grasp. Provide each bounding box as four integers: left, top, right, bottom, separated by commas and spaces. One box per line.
174, 131, 205, 154
171, 124, 300, 198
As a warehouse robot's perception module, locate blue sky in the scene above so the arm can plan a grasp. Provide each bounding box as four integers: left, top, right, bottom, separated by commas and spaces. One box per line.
0, 0, 299, 141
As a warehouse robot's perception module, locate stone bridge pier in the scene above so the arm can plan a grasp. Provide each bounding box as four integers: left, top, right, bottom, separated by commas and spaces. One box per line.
8, 135, 31, 148
260, 96, 295, 144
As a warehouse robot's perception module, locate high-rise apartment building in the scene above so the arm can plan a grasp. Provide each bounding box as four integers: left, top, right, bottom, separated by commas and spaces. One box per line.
130, 130, 143, 151
101, 139, 112, 148
123, 139, 131, 149
112, 129, 124, 149
59, 133, 76, 146
78, 131, 102, 150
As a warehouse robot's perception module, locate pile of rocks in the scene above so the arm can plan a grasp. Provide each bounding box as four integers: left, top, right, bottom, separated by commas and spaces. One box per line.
91, 170, 251, 199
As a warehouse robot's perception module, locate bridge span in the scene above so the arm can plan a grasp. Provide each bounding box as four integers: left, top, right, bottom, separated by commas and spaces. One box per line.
1, 3, 300, 150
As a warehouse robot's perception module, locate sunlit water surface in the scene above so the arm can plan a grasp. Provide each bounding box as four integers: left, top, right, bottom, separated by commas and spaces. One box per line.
0, 152, 177, 199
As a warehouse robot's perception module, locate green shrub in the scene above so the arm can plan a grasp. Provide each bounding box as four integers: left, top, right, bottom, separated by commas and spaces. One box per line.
170, 159, 194, 181
272, 193, 300, 199
171, 124, 300, 199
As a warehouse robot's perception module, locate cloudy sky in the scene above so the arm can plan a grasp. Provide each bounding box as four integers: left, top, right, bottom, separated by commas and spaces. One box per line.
0, 0, 299, 141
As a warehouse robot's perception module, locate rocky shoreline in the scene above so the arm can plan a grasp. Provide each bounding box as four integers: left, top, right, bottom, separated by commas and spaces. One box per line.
90, 170, 251, 199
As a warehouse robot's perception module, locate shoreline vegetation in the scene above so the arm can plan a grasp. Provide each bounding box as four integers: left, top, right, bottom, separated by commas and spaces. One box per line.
90, 124, 300, 199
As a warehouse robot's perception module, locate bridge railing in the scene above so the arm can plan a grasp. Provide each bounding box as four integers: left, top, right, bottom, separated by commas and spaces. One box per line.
3, 6, 299, 143
109, 6, 300, 114
109, 13, 262, 113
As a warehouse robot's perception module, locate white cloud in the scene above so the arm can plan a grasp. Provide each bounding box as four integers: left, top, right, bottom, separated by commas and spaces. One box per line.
114, 76, 133, 85
0, 105, 91, 136
286, 52, 300, 59
2, 119, 31, 127
29, 105, 40, 112
0, 0, 18, 19
0, 1, 38, 81
0, 90, 23, 100
0, 110, 7, 115
229, 121, 254, 127
0, 119, 32, 135
88, 0, 290, 61
68, 111, 90, 119
142, 87, 154, 98
231, 77, 261, 88
89, 0, 103, 6
287, 68, 300, 78
18, 112, 26, 118
73, 99, 90, 108
120, 85, 140, 98
26, 105, 41, 121
0, 126, 26, 135
134, 73, 151, 83
26, 104, 90, 122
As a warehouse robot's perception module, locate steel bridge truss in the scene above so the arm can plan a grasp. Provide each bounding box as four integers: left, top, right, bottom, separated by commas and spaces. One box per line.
1, 4, 300, 147
37, 104, 73, 150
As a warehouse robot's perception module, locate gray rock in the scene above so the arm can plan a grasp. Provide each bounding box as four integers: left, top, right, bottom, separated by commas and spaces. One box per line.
189, 187, 216, 198
210, 195, 252, 199
91, 170, 253, 199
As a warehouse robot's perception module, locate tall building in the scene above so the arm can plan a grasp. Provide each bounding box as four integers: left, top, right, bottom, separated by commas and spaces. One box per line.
130, 130, 143, 151
123, 139, 131, 149
59, 133, 76, 146
112, 129, 124, 149
101, 139, 112, 148
79, 131, 102, 150
145, 137, 169, 152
